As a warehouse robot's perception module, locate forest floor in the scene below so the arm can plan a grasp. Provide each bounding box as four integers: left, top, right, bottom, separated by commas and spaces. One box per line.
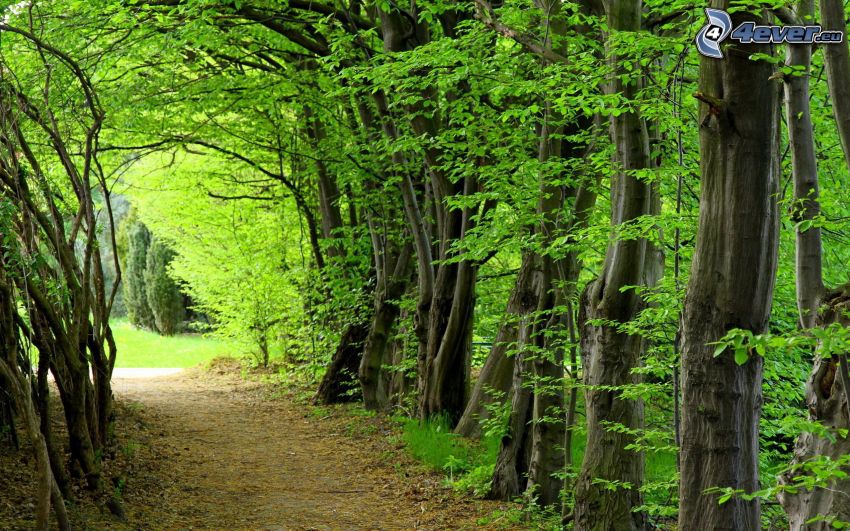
0, 360, 516, 530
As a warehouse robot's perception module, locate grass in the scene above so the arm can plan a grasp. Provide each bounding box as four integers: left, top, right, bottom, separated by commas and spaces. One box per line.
402, 416, 678, 486
401, 415, 680, 525
111, 319, 238, 368
401, 415, 500, 474
400, 414, 501, 500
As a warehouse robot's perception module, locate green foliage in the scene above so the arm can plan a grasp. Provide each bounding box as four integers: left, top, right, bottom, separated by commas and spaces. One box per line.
126, 152, 311, 368
480, 388, 511, 440
119, 211, 186, 335
144, 238, 185, 335
122, 218, 157, 331
13, 0, 850, 525
477, 503, 563, 530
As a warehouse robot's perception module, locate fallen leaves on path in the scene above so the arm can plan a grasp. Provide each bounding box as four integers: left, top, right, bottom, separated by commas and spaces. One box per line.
1, 363, 518, 530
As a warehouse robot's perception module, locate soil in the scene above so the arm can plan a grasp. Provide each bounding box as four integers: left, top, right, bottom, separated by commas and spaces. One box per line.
0, 362, 516, 530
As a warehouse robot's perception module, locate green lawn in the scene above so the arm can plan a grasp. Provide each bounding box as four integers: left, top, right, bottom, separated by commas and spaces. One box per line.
111, 319, 238, 368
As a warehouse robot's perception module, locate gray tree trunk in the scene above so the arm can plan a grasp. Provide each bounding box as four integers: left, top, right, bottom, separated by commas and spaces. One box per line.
489, 313, 537, 500
360, 242, 413, 410
779, 290, 850, 530
419, 257, 476, 425
0, 277, 69, 531
527, 258, 566, 507
377, 7, 482, 425
573, 0, 651, 527
779, 2, 850, 526
785, 0, 823, 330
820, 0, 850, 171
678, 4, 780, 528
455, 254, 534, 438
314, 317, 371, 404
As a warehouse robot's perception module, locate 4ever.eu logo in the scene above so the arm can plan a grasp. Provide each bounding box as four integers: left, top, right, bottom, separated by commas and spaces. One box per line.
696, 8, 843, 58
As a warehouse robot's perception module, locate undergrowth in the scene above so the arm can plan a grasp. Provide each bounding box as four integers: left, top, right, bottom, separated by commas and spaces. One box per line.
399, 415, 499, 498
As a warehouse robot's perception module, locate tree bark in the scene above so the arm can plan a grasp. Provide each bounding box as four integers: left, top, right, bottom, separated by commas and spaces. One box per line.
573, 0, 651, 527
314, 318, 371, 404
778, 2, 850, 527
375, 7, 480, 426
455, 254, 534, 438
820, 0, 850, 171
0, 378, 17, 449
305, 107, 346, 260
387, 306, 416, 408
575, 280, 647, 530
419, 258, 476, 425
677, 4, 780, 527
88, 324, 115, 453
489, 313, 536, 500
0, 277, 69, 531
779, 292, 850, 530
360, 243, 413, 410
35, 343, 69, 497
52, 361, 102, 491
527, 258, 566, 507
0, 362, 70, 531
485, 1, 600, 503
784, 0, 823, 329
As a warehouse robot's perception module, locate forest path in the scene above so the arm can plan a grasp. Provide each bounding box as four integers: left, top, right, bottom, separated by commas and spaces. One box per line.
111, 366, 488, 530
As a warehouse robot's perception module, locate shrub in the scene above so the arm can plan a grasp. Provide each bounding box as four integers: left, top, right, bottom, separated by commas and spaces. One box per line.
122, 219, 157, 331
144, 238, 185, 335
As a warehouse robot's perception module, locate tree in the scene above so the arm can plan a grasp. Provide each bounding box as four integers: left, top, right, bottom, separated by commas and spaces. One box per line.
13, 1, 848, 527
123, 218, 157, 330
677, 4, 780, 527
0, 8, 122, 508
145, 238, 186, 335
127, 153, 310, 368
0, 215, 70, 531
573, 0, 655, 525
779, 1, 850, 527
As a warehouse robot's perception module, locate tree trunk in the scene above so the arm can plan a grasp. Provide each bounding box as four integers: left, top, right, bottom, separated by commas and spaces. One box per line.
387, 310, 416, 408
314, 319, 371, 404
360, 293, 402, 410
51, 354, 102, 491
784, 0, 823, 329
88, 325, 115, 452
574, 279, 647, 530
779, 292, 850, 530
36, 347, 69, 497
678, 4, 780, 527
360, 245, 413, 410
455, 254, 535, 438
483, 0, 599, 498
376, 7, 480, 426
0, 379, 17, 449
573, 1, 651, 527
527, 258, 566, 507
0, 362, 70, 531
305, 108, 346, 261
778, 2, 850, 526
0, 278, 69, 531
453, 336, 516, 439
820, 0, 850, 171
489, 314, 536, 500
419, 258, 476, 425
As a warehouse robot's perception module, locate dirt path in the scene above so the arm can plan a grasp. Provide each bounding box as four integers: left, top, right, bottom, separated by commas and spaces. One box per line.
110, 368, 500, 530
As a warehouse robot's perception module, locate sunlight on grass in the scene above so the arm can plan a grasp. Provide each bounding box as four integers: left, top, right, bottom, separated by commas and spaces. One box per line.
401, 415, 500, 473
111, 319, 238, 368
